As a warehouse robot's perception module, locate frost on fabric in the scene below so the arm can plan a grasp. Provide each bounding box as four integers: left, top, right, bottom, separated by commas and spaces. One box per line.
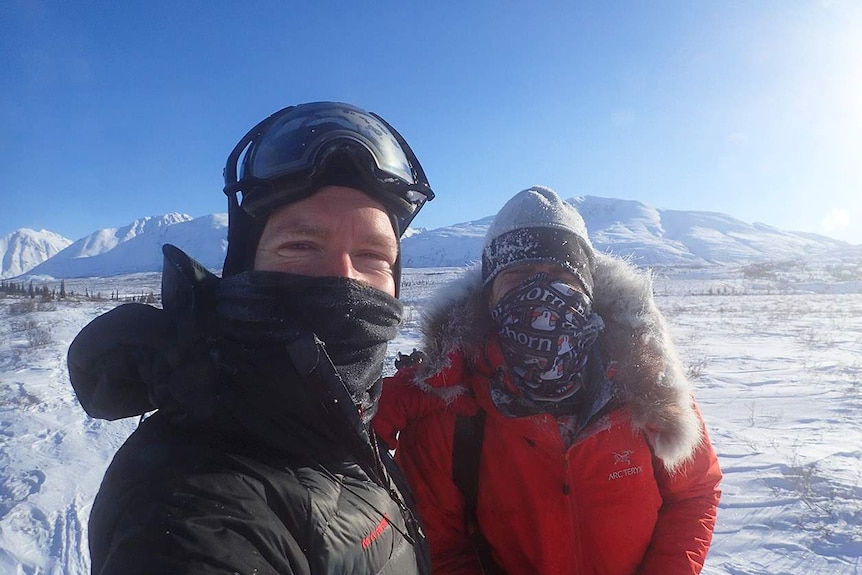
483, 229, 544, 273
485, 186, 591, 245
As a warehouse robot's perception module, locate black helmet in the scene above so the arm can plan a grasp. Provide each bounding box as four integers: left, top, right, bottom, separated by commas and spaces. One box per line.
222, 102, 434, 276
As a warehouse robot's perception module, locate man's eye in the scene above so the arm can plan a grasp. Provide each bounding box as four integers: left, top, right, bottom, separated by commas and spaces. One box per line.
359, 251, 395, 267
280, 242, 313, 251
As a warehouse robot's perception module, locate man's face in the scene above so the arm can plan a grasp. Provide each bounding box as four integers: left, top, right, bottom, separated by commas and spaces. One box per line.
254, 186, 398, 296
489, 262, 586, 308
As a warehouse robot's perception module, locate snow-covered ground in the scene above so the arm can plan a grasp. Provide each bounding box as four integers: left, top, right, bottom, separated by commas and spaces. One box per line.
0, 264, 860, 574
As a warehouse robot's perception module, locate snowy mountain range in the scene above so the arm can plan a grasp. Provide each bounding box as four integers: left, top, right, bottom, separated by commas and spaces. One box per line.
1, 195, 852, 279
401, 196, 851, 268
16, 213, 229, 280
0, 229, 72, 279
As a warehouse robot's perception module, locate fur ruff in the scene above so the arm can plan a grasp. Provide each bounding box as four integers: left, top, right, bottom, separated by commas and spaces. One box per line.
410, 256, 703, 472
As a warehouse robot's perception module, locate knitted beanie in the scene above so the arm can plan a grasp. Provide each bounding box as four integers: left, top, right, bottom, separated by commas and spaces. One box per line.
481, 186, 596, 298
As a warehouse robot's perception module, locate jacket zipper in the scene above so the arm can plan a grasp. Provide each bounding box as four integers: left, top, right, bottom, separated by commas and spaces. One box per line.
563, 438, 585, 575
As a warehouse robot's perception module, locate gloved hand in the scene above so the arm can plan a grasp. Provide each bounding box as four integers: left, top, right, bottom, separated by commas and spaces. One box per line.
67, 244, 221, 422
68, 303, 176, 420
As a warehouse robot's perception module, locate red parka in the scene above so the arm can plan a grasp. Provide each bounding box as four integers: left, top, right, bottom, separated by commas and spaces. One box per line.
375, 257, 722, 575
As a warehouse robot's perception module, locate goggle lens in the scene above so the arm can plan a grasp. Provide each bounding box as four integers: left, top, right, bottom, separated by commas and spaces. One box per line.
247, 105, 415, 185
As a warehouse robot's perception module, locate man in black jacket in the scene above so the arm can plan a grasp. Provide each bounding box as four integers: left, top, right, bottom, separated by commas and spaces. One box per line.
67, 102, 434, 574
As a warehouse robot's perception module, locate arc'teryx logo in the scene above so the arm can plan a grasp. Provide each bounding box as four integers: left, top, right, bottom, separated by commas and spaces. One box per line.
613, 450, 634, 466
608, 450, 643, 481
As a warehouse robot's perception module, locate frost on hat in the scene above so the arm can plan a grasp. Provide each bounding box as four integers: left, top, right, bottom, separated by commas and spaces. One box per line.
481, 186, 596, 297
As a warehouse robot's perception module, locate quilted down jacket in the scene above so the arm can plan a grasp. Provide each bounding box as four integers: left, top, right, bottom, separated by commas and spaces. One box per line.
68, 248, 430, 575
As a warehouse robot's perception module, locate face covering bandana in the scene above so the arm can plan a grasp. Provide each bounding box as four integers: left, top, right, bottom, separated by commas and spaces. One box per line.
215, 271, 403, 420
490, 272, 604, 402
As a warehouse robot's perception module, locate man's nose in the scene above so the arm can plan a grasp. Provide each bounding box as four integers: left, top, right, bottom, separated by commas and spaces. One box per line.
319, 252, 359, 280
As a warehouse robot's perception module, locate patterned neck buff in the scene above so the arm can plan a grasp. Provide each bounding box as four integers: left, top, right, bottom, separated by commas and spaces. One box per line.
490, 273, 604, 402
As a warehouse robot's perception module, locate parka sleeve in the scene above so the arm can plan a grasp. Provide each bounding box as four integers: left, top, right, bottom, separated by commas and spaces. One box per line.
395, 412, 485, 575
374, 359, 472, 451
375, 370, 443, 450
637, 407, 722, 575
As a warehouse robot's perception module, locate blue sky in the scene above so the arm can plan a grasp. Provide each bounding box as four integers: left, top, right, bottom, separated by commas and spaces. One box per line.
3, 1, 861, 244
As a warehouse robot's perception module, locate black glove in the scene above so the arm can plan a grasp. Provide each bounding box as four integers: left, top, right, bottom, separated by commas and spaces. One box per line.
68, 302, 175, 420
67, 245, 220, 422
394, 348, 427, 370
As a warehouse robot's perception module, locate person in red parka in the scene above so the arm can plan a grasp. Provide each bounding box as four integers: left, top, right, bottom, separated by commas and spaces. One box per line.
374, 186, 722, 575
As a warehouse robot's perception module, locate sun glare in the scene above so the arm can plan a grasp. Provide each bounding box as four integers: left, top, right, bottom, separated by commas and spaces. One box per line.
820, 207, 851, 235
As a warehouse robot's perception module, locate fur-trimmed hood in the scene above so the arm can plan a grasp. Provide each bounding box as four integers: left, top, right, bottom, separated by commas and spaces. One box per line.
407, 254, 703, 471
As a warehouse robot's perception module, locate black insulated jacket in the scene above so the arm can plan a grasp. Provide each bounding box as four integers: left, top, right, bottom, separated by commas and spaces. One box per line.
68, 247, 429, 575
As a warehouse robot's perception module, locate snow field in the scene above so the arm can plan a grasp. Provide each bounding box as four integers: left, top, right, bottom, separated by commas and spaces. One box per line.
0, 266, 860, 574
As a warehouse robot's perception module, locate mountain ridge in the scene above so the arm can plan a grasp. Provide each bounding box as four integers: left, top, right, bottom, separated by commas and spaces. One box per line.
4, 195, 851, 279
0, 229, 73, 279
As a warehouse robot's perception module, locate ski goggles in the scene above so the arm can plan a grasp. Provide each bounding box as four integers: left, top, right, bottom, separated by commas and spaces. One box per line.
223, 101, 434, 233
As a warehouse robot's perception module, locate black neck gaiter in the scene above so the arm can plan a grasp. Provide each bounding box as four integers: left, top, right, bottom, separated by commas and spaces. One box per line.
215, 271, 403, 422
